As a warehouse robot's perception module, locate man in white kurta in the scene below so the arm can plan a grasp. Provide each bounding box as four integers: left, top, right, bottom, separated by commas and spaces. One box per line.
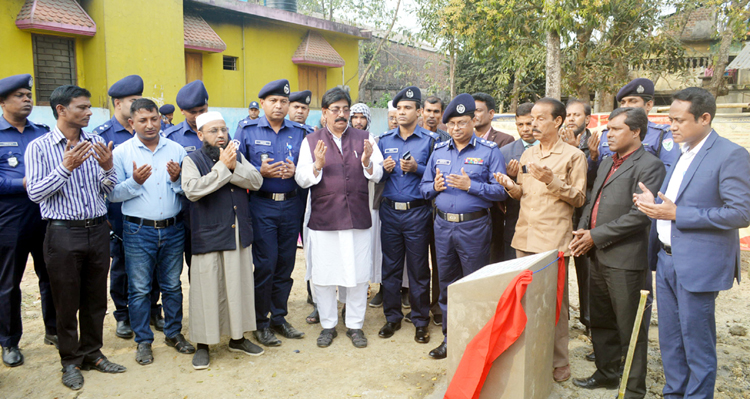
296, 88, 383, 348
181, 112, 264, 369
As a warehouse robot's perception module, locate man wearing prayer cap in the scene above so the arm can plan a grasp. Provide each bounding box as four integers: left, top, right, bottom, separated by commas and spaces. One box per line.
387, 101, 398, 132
93, 75, 164, 340
0, 73, 57, 367
182, 111, 265, 369
234, 79, 309, 347
159, 104, 175, 131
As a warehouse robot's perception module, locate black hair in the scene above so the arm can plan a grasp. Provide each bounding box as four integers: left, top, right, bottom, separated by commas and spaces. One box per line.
472, 92, 496, 112
425, 96, 444, 112
534, 98, 566, 128
566, 98, 591, 116
672, 87, 716, 124
515, 102, 534, 117
130, 98, 159, 117
49, 85, 91, 120
609, 107, 649, 141
321, 87, 351, 109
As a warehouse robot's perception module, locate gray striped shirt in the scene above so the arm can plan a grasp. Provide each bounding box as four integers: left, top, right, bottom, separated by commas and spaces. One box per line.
25, 126, 117, 220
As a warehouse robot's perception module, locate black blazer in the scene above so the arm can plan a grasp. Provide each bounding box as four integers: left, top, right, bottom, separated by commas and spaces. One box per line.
578, 146, 665, 270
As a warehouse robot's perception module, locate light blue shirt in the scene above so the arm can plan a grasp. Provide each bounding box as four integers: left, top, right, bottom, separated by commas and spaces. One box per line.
110, 135, 186, 220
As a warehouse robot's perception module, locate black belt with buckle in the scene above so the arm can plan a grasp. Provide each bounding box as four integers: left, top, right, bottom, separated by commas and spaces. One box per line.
661, 242, 672, 256
49, 216, 106, 228
383, 198, 428, 211
124, 215, 182, 229
437, 209, 488, 223
255, 190, 298, 201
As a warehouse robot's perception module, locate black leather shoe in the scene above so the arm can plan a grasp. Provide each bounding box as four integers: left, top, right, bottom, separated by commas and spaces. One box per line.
585, 351, 595, 362
272, 322, 305, 339
572, 374, 619, 390
433, 313, 443, 326
135, 343, 153, 365
368, 288, 383, 308
2, 346, 23, 367
429, 342, 447, 359
61, 364, 83, 390
378, 321, 402, 338
253, 328, 282, 347
44, 334, 59, 349
116, 320, 134, 339
165, 333, 195, 354
401, 288, 411, 309
415, 327, 430, 344
150, 313, 165, 332
317, 328, 337, 348
404, 311, 412, 323
346, 328, 367, 348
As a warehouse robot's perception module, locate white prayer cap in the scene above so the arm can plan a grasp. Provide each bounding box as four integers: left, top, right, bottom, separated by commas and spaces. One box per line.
196, 111, 224, 130
387, 101, 396, 111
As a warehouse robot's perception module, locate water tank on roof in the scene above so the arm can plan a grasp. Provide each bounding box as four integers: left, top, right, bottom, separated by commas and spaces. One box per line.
265, 0, 297, 13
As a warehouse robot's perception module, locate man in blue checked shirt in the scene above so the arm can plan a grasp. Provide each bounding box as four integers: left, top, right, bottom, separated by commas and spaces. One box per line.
420, 93, 507, 360
109, 98, 193, 366
25, 85, 126, 390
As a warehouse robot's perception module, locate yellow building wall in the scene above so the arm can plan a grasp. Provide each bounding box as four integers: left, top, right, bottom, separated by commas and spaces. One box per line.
202, 16, 246, 108
0, 1, 35, 99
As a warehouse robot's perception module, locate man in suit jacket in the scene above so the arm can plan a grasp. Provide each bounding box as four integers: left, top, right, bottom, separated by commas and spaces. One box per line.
570, 107, 665, 398
636, 87, 750, 398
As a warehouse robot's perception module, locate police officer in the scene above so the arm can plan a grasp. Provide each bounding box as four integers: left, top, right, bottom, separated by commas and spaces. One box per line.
159, 104, 175, 131
376, 86, 438, 344
235, 101, 261, 136
163, 80, 209, 269
288, 90, 314, 129
420, 93, 507, 359
0, 74, 57, 367
94, 75, 163, 339
235, 79, 308, 347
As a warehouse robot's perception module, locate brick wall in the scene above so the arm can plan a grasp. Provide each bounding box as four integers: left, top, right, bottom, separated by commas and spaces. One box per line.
32, 35, 77, 104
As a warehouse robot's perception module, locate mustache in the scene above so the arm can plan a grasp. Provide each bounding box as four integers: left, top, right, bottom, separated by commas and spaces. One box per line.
336, 117, 347, 123
532, 129, 542, 133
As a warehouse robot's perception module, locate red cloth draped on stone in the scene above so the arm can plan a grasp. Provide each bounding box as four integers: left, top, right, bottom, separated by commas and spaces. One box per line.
445, 252, 565, 399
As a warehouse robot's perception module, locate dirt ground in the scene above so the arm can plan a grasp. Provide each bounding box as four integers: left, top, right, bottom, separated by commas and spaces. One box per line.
1, 251, 749, 399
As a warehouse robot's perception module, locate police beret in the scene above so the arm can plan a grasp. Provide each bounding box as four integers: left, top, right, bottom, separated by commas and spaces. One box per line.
289, 90, 311, 105
258, 79, 290, 99
108, 75, 143, 98
393, 86, 421, 107
442, 93, 475, 124
159, 104, 175, 115
176, 80, 209, 110
248, 101, 259, 109
0, 74, 33, 98
616, 78, 654, 102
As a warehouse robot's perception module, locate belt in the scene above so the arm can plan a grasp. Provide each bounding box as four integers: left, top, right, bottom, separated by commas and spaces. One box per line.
661, 242, 672, 256
437, 208, 488, 223
383, 198, 428, 211
254, 190, 297, 201
49, 216, 106, 228
124, 215, 182, 229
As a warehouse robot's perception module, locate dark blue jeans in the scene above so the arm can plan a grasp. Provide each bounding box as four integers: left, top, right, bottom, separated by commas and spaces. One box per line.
123, 220, 185, 344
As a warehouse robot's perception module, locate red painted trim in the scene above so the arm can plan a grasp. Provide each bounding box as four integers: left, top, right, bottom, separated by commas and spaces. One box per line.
16, 20, 96, 36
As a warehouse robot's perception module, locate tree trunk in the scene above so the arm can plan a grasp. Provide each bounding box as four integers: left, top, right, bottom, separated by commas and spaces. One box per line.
600, 90, 615, 112
573, 28, 593, 104
545, 29, 561, 100
357, 0, 401, 94
510, 68, 521, 112
449, 37, 456, 98
708, 22, 733, 98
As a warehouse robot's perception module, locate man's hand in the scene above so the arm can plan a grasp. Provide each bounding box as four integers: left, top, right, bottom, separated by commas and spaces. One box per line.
588, 132, 600, 162
494, 172, 515, 189
383, 156, 396, 173
632, 182, 655, 205
446, 168, 471, 191
260, 158, 283, 178
569, 229, 595, 257
528, 162, 554, 184
62, 140, 93, 171
560, 126, 577, 147
220, 143, 237, 171
92, 141, 114, 171
637, 191, 677, 221
434, 167, 446, 192
167, 160, 181, 182
400, 157, 418, 173
313, 140, 327, 173
281, 159, 295, 179
132, 161, 152, 185
362, 139, 373, 168
506, 159, 520, 178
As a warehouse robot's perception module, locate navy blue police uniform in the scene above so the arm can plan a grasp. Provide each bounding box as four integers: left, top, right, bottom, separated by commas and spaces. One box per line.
235, 101, 260, 137
288, 90, 315, 248
234, 80, 307, 335
0, 74, 57, 359
159, 104, 175, 132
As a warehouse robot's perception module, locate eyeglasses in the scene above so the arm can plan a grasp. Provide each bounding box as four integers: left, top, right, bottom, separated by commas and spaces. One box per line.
446, 120, 471, 130
327, 107, 351, 115
205, 127, 229, 134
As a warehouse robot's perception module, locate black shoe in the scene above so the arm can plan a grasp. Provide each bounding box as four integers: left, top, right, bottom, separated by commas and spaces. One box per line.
378, 321, 401, 338
415, 327, 430, 344
192, 348, 210, 370
272, 322, 305, 339
44, 334, 59, 349
369, 288, 383, 308
346, 329, 367, 348
429, 342, 447, 359
228, 338, 264, 356
136, 343, 153, 365
401, 289, 411, 309
433, 313, 443, 326
253, 328, 282, 347
306, 307, 320, 324
2, 346, 23, 367
165, 333, 196, 354
585, 351, 596, 362
150, 312, 165, 332
61, 364, 83, 390
572, 374, 619, 390
81, 356, 126, 373
116, 320, 134, 339
404, 311, 412, 323
317, 328, 338, 348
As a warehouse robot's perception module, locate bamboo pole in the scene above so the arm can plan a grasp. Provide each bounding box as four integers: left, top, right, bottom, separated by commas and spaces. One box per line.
618, 290, 649, 399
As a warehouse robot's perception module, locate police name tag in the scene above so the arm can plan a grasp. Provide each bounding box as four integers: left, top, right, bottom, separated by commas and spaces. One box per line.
0, 142, 19, 147
436, 159, 451, 165
255, 140, 272, 146
384, 148, 398, 154
184, 146, 196, 152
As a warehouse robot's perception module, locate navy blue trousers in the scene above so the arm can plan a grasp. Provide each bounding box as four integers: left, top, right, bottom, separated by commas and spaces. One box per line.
434, 213, 491, 340
250, 195, 302, 329
380, 203, 432, 327
0, 196, 56, 347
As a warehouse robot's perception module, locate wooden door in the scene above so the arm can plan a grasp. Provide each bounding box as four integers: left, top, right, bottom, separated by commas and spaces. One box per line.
185, 52, 203, 83
297, 65, 327, 108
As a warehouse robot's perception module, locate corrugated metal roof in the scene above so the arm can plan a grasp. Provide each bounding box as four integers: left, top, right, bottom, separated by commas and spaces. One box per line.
727, 44, 750, 69
15, 0, 96, 36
